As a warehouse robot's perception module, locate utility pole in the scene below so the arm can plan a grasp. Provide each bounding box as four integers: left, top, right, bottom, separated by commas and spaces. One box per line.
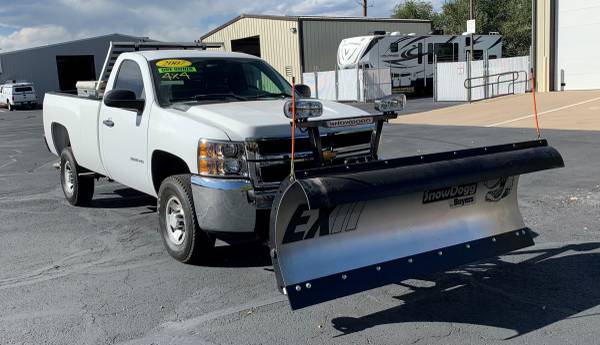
362, 0, 367, 17
468, 0, 474, 102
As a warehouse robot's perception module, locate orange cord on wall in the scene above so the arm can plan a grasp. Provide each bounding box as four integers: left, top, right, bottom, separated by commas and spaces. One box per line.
290, 77, 296, 180
531, 70, 541, 139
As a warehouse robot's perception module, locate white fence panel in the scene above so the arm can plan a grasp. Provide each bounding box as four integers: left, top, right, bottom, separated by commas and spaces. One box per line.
362, 68, 392, 102
436, 56, 530, 102
338, 69, 360, 101
436, 61, 469, 101
317, 71, 336, 100
488, 56, 529, 97
302, 72, 317, 98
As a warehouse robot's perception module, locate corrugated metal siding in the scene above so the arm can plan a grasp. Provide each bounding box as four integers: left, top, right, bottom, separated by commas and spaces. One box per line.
301, 21, 431, 72
202, 17, 302, 82
0, 34, 140, 101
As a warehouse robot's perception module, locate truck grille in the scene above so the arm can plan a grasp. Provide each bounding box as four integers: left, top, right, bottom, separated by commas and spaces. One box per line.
247, 130, 374, 187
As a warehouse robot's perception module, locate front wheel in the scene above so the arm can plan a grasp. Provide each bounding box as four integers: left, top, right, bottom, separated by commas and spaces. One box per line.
60, 148, 94, 206
158, 175, 215, 263
7, 102, 13, 111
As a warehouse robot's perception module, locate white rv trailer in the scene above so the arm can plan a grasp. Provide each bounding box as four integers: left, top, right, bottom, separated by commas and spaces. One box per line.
338, 32, 503, 95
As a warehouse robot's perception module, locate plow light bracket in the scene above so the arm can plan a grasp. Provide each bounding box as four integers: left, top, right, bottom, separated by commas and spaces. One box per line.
374, 94, 407, 114
283, 99, 323, 119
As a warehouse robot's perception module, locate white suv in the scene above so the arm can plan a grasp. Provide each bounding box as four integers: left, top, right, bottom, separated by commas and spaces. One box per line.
0, 82, 37, 110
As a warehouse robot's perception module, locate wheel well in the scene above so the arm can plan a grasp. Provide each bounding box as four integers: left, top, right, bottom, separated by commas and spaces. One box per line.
51, 123, 70, 154
151, 150, 191, 192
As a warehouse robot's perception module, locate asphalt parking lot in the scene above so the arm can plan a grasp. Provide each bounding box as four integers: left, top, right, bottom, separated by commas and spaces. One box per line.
1, 96, 599, 344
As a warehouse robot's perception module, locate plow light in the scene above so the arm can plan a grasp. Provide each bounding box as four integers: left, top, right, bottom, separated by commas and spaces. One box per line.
374, 94, 406, 114
284, 99, 323, 120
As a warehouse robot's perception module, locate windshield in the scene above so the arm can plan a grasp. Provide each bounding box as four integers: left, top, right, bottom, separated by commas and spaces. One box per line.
150, 57, 293, 106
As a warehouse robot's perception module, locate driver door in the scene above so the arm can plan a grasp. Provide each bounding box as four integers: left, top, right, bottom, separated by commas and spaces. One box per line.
99, 59, 152, 194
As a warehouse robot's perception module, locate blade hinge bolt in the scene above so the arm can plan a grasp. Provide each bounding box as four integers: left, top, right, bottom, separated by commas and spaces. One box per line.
376, 266, 381, 271
341, 274, 348, 280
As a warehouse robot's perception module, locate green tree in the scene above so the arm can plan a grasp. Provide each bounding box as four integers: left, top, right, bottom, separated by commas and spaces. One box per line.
392, 0, 437, 21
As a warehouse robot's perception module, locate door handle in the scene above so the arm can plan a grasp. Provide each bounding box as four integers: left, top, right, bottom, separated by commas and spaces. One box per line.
102, 119, 114, 127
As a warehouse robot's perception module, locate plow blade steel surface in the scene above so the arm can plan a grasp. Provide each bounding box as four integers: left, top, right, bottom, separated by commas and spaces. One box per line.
270, 140, 564, 310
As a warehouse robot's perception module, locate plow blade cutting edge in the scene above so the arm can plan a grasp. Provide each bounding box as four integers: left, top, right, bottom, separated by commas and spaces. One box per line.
270, 139, 564, 310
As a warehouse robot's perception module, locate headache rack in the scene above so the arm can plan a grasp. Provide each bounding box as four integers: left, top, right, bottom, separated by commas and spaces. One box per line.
96, 41, 224, 94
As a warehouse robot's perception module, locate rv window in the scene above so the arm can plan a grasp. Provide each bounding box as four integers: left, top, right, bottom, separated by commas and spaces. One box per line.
390, 42, 398, 53
472, 50, 484, 60
453, 43, 459, 61
489, 55, 498, 60
418, 43, 423, 64
428, 43, 433, 64
434, 43, 454, 62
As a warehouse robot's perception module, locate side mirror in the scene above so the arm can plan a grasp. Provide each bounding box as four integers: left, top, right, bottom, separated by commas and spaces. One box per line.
294, 84, 311, 98
104, 89, 145, 113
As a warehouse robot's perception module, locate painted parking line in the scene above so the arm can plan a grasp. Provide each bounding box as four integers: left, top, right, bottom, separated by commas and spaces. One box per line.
486, 96, 600, 127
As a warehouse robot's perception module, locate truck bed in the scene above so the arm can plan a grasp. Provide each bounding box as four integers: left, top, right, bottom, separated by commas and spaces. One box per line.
43, 92, 107, 176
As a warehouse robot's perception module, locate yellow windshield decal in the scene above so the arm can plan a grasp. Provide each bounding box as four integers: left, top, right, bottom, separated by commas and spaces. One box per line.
156, 59, 192, 68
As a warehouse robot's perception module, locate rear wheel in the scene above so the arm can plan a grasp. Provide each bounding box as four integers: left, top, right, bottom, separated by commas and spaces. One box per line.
7, 102, 13, 111
60, 148, 94, 206
158, 175, 215, 263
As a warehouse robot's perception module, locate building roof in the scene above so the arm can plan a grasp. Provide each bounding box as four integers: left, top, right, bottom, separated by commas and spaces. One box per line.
0, 33, 149, 56
200, 14, 431, 40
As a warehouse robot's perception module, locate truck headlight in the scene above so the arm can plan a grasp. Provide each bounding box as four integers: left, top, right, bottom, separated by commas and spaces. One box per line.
197, 139, 248, 177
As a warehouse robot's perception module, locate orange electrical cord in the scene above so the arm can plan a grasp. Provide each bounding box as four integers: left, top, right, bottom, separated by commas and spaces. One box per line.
290, 78, 296, 179
531, 71, 541, 139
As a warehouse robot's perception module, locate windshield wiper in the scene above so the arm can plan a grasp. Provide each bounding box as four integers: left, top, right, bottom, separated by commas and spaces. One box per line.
192, 93, 248, 101
253, 92, 292, 99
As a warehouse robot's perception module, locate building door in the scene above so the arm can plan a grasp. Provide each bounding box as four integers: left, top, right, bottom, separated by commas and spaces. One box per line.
556, 0, 600, 90
56, 55, 96, 93
231, 36, 261, 57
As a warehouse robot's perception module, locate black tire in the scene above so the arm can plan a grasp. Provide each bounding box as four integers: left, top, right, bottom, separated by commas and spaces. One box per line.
157, 175, 215, 263
7, 102, 13, 111
60, 148, 94, 206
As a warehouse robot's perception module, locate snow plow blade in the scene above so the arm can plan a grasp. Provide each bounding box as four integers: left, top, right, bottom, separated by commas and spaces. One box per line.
270, 139, 564, 310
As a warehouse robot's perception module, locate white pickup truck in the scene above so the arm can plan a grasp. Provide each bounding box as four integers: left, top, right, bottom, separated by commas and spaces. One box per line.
43, 48, 386, 263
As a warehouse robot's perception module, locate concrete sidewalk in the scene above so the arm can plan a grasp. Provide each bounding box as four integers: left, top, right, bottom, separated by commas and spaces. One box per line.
393, 90, 600, 131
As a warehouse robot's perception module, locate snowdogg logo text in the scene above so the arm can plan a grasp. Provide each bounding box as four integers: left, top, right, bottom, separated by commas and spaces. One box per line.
423, 184, 477, 204
282, 202, 366, 244
326, 117, 373, 128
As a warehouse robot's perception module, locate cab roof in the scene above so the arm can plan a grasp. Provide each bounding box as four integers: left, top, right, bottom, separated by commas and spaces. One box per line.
131, 50, 260, 61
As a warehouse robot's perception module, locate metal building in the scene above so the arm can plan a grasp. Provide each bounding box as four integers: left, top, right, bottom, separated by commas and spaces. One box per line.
0, 33, 148, 101
200, 14, 431, 82
534, 0, 600, 91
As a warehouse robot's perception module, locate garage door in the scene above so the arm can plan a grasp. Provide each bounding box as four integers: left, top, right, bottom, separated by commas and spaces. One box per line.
557, 0, 600, 90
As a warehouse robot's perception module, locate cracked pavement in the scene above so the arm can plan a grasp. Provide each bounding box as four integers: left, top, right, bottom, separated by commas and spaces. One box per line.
0, 108, 598, 344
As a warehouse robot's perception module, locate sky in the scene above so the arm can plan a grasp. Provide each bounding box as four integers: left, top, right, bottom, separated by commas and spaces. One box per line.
0, 0, 443, 52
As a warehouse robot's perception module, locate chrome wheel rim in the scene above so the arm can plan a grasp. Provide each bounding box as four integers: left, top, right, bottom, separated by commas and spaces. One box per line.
63, 161, 75, 196
165, 196, 186, 245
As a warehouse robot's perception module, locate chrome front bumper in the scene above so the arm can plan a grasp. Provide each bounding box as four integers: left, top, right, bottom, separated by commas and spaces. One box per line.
190, 175, 274, 233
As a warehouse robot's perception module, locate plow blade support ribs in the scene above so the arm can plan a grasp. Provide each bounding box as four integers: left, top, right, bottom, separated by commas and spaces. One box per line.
270, 140, 564, 310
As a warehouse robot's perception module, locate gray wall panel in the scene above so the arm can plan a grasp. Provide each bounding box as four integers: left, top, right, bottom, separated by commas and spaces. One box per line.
301, 21, 431, 72
0, 34, 141, 101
